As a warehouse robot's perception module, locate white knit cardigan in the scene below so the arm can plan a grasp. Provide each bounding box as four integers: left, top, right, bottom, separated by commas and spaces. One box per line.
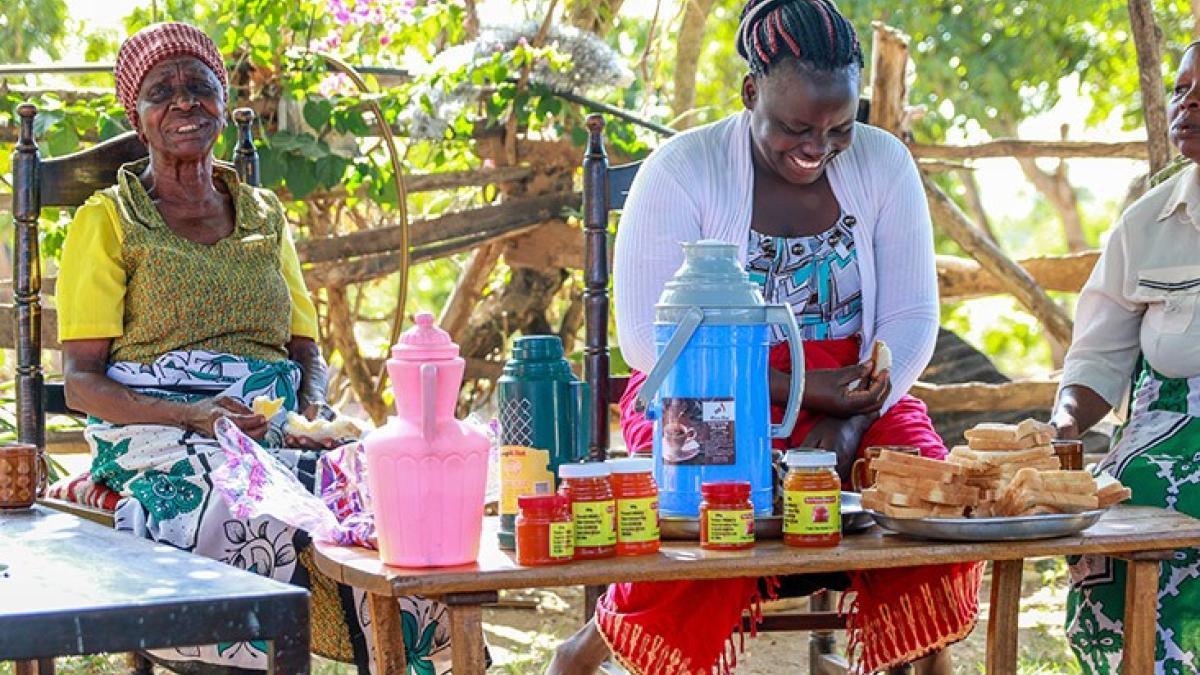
613, 110, 938, 410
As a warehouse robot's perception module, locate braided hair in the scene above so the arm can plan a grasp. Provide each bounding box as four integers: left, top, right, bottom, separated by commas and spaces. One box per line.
737, 0, 863, 77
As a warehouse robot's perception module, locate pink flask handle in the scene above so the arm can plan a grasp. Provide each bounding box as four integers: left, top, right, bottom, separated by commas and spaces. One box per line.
421, 363, 438, 441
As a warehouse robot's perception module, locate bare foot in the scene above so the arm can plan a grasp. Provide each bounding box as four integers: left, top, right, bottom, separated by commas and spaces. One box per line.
911, 645, 952, 675
546, 620, 611, 675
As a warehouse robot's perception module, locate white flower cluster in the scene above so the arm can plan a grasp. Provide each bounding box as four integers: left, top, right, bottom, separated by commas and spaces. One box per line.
404, 20, 633, 140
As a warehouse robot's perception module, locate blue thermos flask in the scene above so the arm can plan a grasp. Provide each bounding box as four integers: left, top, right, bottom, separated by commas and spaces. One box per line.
635, 240, 805, 517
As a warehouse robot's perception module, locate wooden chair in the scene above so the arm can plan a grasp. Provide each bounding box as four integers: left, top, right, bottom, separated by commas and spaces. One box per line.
581, 114, 909, 675
9, 103, 261, 675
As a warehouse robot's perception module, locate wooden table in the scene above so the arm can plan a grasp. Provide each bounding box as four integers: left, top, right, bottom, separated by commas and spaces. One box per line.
313, 506, 1200, 675
0, 505, 311, 674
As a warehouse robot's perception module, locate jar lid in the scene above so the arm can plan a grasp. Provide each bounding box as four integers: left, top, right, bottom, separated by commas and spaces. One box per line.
559, 462, 611, 479
700, 481, 751, 499
785, 450, 837, 468
391, 312, 459, 361
518, 494, 569, 510
606, 457, 653, 474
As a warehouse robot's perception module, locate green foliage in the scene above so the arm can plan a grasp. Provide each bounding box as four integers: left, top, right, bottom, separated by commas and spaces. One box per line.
0, 0, 68, 62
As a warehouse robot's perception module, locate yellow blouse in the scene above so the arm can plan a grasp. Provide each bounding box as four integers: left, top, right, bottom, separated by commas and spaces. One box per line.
57, 187, 319, 350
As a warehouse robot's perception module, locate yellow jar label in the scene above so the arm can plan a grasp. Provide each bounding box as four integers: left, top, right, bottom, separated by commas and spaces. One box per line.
549, 521, 574, 559
499, 446, 554, 515
573, 500, 617, 547
706, 509, 755, 545
617, 497, 660, 544
783, 489, 841, 535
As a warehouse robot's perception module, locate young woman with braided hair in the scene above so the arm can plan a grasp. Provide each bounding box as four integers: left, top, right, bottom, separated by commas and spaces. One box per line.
548, 2, 983, 673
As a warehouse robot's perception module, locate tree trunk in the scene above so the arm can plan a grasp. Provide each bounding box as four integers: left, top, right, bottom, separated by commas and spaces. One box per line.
1192, 0, 1200, 38
438, 243, 503, 343
326, 285, 389, 424
1014, 155, 1087, 251
956, 169, 997, 244
671, 0, 716, 129
1129, 0, 1172, 176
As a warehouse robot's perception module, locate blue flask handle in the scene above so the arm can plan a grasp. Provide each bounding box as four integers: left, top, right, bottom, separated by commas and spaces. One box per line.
765, 304, 805, 439
633, 306, 705, 414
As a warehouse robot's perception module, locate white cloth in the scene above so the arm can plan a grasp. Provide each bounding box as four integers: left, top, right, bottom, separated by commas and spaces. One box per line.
613, 111, 938, 409
1061, 163, 1200, 408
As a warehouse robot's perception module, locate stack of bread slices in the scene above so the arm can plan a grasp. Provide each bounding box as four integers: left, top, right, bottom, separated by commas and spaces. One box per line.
860, 449, 979, 518
859, 418, 1134, 519
947, 420, 1059, 516
995, 468, 1132, 516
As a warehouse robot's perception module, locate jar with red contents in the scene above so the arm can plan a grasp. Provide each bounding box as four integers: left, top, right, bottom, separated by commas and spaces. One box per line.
699, 481, 755, 551
606, 457, 660, 556
782, 450, 841, 548
559, 463, 617, 560
515, 495, 574, 566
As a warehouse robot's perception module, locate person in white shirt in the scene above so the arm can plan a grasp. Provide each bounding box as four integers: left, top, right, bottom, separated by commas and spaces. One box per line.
549, 2, 981, 674
1052, 41, 1200, 675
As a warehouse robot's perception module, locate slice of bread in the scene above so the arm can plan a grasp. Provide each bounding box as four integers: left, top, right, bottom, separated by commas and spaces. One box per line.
877, 449, 965, 475
872, 458, 962, 484
874, 475, 981, 506
963, 423, 1021, 443
870, 340, 893, 376
1098, 484, 1132, 508
862, 487, 925, 508
968, 434, 1053, 451
952, 446, 1056, 466
1016, 419, 1056, 440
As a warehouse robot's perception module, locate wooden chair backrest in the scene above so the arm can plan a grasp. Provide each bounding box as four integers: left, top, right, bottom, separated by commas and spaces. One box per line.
10, 104, 262, 449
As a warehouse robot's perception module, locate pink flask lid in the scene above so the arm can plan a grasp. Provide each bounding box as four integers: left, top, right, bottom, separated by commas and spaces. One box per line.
391, 312, 460, 361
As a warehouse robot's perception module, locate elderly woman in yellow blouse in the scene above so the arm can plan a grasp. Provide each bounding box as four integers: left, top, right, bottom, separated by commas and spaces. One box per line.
52, 22, 400, 671
1051, 40, 1200, 674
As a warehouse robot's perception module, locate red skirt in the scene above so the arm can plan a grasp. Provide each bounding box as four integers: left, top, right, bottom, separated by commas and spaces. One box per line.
601, 338, 983, 674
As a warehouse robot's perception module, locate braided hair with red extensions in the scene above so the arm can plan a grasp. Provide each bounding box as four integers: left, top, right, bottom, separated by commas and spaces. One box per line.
737, 0, 863, 76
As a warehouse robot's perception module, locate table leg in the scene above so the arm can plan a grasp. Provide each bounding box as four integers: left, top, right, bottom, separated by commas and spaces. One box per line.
1122, 558, 1161, 675
445, 592, 498, 675
269, 595, 311, 675
368, 592, 408, 675
986, 559, 1023, 674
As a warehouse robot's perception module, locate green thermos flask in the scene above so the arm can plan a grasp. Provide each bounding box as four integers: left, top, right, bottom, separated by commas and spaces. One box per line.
496, 335, 591, 549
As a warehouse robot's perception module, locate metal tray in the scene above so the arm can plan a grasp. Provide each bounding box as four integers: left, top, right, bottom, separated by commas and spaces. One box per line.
868, 509, 1107, 542
661, 492, 872, 541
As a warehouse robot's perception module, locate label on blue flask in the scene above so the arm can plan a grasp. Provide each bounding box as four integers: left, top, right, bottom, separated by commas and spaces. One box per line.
661, 397, 736, 465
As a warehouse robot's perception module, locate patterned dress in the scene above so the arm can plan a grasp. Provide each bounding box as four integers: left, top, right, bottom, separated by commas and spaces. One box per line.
1067, 362, 1200, 674
746, 212, 864, 343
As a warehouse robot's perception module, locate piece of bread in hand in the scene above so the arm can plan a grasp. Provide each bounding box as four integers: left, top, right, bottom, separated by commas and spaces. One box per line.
869, 340, 892, 377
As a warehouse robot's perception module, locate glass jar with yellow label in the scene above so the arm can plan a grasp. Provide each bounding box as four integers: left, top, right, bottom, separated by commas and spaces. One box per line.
607, 457, 660, 556
559, 462, 617, 560
699, 481, 755, 550
782, 450, 841, 548
516, 495, 574, 566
